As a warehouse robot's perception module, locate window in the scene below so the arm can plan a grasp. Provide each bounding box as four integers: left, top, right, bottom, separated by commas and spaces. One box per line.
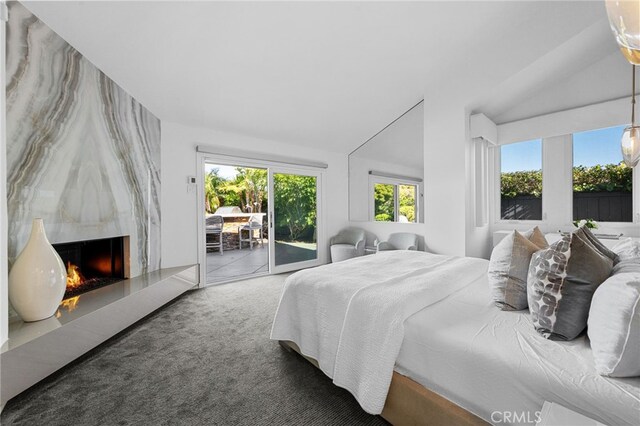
500, 139, 542, 220
573, 126, 633, 222
373, 181, 418, 223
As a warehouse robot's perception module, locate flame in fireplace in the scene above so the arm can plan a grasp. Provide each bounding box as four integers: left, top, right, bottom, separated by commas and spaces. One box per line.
57, 295, 81, 317
66, 262, 85, 289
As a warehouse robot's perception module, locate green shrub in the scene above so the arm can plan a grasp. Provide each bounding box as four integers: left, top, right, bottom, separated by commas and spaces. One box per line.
572, 163, 632, 193
501, 163, 632, 198
501, 170, 542, 198
374, 184, 395, 221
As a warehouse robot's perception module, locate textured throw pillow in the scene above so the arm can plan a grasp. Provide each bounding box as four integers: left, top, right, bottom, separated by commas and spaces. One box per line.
527, 231, 613, 340
588, 272, 640, 377
577, 226, 620, 265
612, 238, 640, 261
612, 259, 640, 275
488, 227, 548, 311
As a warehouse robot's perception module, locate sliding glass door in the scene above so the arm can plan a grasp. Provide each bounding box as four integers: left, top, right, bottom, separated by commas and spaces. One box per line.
198, 153, 324, 286
203, 162, 269, 284
269, 168, 322, 274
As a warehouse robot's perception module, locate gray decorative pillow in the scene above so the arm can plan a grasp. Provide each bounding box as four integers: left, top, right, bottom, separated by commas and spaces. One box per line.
488, 227, 548, 311
527, 231, 613, 340
578, 226, 619, 265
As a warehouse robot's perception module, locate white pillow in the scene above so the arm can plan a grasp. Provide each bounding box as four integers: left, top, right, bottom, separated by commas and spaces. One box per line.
612, 238, 640, 261
588, 272, 640, 377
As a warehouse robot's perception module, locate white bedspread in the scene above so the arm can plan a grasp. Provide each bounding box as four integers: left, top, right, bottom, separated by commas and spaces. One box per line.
270, 251, 488, 414
396, 275, 640, 426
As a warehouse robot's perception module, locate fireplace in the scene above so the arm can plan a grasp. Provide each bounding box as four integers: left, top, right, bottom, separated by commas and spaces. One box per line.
53, 236, 130, 299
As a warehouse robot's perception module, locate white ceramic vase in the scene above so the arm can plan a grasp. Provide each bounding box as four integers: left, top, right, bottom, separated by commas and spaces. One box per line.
9, 218, 67, 322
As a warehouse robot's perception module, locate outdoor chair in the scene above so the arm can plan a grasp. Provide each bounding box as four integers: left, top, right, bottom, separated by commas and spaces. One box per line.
377, 232, 418, 252
330, 227, 366, 262
239, 215, 264, 250
206, 215, 224, 255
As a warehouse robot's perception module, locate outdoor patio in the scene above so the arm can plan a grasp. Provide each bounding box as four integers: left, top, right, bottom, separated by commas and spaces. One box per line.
206, 242, 268, 283
206, 240, 318, 284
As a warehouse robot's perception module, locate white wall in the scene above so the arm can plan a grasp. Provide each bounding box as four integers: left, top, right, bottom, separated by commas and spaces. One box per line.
423, 101, 468, 256
161, 122, 350, 269
348, 105, 492, 259
349, 156, 423, 222
349, 101, 424, 222
497, 96, 633, 145
1, 1, 8, 347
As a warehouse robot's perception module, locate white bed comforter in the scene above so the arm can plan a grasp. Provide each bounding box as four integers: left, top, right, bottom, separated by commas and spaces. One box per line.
270, 251, 488, 414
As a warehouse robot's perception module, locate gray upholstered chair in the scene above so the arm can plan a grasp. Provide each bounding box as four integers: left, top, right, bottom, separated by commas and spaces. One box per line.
330, 227, 366, 262
377, 233, 418, 252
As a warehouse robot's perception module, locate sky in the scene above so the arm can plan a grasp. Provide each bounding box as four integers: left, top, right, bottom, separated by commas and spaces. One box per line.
205, 164, 240, 180
501, 125, 627, 172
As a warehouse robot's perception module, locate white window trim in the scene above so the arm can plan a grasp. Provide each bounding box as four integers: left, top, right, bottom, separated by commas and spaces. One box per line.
368, 175, 420, 223
491, 140, 544, 225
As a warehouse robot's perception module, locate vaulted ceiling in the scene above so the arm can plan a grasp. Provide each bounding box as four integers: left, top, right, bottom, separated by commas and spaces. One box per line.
23, 1, 623, 152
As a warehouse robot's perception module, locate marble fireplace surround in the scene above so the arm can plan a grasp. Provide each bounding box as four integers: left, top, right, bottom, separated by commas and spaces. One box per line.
0, 2, 198, 408
5, 2, 161, 283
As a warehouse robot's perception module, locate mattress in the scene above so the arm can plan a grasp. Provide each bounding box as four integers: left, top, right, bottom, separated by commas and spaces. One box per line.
395, 275, 640, 426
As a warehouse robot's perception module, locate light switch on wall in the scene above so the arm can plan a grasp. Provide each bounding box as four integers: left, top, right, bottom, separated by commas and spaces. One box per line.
187, 176, 196, 193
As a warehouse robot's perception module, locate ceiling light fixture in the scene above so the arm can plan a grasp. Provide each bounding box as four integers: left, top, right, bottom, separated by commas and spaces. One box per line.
606, 0, 640, 167
621, 65, 640, 167
606, 0, 640, 64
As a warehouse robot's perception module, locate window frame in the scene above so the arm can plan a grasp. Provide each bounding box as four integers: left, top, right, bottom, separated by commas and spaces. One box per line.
571, 126, 635, 224
491, 129, 640, 232
493, 139, 545, 224
368, 175, 419, 223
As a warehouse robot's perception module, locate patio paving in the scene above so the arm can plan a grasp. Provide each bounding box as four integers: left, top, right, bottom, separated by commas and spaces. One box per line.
206, 243, 268, 284
206, 240, 318, 284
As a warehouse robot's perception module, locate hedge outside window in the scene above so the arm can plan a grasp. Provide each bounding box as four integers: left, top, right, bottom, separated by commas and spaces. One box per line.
573, 125, 633, 223
500, 139, 543, 220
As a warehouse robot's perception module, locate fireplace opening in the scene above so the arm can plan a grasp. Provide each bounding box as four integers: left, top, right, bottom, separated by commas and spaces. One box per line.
53, 236, 130, 299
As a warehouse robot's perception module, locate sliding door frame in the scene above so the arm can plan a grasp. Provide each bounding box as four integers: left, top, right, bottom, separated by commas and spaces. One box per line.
268, 167, 324, 275
196, 152, 326, 287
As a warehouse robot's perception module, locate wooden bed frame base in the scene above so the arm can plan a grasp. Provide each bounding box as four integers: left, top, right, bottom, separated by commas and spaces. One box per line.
279, 341, 487, 426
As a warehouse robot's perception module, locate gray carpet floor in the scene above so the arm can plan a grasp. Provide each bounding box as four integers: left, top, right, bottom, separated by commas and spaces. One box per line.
1, 274, 388, 426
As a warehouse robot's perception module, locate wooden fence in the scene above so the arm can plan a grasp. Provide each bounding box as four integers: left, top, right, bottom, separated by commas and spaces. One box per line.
573, 191, 633, 223
501, 195, 542, 220
501, 192, 633, 222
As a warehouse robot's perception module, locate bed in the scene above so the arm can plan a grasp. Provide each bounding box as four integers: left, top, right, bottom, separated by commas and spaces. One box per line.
271, 251, 640, 425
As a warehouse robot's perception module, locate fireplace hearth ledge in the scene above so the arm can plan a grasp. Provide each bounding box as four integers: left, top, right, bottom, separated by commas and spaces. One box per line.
0, 264, 199, 406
